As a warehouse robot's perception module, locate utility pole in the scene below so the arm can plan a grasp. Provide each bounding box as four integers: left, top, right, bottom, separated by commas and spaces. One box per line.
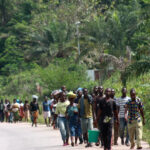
75, 21, 80, 55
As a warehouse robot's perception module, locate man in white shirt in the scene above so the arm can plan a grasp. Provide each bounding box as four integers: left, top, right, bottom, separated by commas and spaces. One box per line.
118, 87, 130, 146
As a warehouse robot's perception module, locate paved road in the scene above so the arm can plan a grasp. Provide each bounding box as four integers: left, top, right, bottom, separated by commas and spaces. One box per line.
0, 123, 149, 150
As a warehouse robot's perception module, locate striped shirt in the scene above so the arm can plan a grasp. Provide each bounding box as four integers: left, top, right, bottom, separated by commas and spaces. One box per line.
118, 96, 130, 118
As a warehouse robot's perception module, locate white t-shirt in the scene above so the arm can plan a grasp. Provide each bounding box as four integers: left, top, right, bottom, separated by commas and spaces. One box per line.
118, 96, 130, 118
4, 103, 9, 112
48, 99, 54, 105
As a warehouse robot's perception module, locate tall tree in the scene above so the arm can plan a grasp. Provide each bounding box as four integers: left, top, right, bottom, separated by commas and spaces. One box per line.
0, 0, 13, 26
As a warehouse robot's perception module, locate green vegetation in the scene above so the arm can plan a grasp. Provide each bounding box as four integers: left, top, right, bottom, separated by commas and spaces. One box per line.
0, 0, 150, 75
0, 59, 97, 100
0, 0, 149, 96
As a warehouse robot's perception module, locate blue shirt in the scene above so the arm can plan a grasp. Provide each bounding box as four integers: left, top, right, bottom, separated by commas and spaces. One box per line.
66, 105, 79, 124
43, 101, 50, 111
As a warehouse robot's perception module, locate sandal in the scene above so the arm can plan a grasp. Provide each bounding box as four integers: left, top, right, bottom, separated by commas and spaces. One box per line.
71, 142, 74, 147
137, 147, 142, 149
95, 142, 100, 146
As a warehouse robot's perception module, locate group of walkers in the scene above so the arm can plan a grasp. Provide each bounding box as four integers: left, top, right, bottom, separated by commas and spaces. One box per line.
0, 99, 30, 123
51, 86, 145, 150
0, 85, 145, 150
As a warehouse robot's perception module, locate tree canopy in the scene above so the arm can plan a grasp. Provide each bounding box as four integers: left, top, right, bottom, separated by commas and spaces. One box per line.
0, 0, 149, 78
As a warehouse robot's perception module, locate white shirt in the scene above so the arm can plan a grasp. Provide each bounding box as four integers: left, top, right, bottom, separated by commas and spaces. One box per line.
118, 96, 130, 118
4, 103, 9, 112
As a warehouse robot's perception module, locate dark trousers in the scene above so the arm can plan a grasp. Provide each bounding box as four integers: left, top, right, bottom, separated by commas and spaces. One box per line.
0, 111, 4, 122
114, 121, 119, 143
100, 123, 112, 150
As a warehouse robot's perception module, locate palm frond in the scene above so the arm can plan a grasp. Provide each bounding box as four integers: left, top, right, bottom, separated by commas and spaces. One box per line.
99, 53, 127, 70
121, 58, 150, 86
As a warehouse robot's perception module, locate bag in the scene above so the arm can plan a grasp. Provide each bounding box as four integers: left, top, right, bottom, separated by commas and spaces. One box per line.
103, 116, 112, 123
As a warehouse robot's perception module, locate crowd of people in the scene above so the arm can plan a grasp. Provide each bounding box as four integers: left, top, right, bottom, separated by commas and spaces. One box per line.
0, 99, 29, 123
0, 85, 145, 150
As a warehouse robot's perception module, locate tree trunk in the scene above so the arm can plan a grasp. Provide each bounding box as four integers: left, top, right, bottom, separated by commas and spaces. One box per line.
126, 45, 132, 64
1, 0, 6, 26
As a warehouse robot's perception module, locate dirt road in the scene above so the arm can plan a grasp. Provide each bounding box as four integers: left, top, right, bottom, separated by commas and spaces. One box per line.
0, 123, 149, 150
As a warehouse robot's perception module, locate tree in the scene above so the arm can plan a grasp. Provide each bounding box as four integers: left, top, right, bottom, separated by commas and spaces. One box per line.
121, 1, 150, 86
24, 20, 77, 66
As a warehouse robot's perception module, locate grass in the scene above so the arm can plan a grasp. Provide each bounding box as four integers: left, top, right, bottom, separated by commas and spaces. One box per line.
143, 126, 150, 145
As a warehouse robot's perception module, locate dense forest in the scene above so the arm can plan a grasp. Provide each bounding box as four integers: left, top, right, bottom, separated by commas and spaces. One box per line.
0, 0, 150, 96
0, 0, 149, 73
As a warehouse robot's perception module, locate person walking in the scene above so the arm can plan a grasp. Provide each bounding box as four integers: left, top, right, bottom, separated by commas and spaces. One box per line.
66, 92, 80, 146
92, 86, 99, 99
0, 99, 4, 122
12, 99, 20, 122
19, 100, 24, 121
24, 100, 30, 122
54, 92, 70, 146
118, 87, 130, 146
7, 102, 13, 123
43, 96, 51, 127
94, 86, 104, 120
110, 89, 119, 145
94, 86, 105, 147
125, 89, 145, 149
61, 86, 68, 95
74, 89, 84, 144
95, 86, 105, 116
4, 99, 9, 122
78, 88, 94, 147
30, 97, 39, 127
51, 90, 60, 129
74, 89, 83, 104
97, 88, 119, 150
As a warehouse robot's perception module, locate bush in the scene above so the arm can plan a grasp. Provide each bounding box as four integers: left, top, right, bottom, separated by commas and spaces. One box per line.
0, 59, 98, 101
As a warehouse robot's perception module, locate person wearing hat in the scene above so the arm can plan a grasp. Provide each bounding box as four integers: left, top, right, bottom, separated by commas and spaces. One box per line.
66, 92, 81, 146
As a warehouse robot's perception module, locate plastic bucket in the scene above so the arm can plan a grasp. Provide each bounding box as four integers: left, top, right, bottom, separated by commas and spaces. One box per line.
88, 130, 100, 143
